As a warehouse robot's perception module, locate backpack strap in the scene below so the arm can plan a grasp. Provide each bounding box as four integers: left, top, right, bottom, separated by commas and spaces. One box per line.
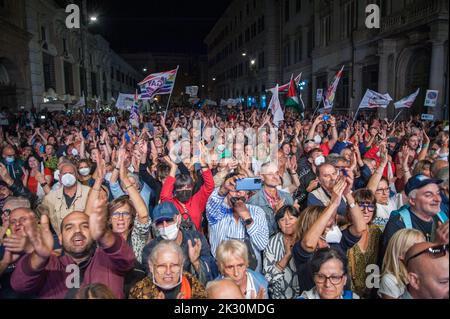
398, 207, 413, 229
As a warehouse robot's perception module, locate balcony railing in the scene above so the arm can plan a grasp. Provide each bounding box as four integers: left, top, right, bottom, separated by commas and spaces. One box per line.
381, 0, 448, 32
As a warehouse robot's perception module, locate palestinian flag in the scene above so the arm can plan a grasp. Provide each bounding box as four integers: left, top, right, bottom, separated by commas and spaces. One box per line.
285, 75, 302, 113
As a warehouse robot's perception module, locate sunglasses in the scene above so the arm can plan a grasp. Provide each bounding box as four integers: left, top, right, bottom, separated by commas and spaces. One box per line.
405, 244, 448, 266
358, 203, 376, 212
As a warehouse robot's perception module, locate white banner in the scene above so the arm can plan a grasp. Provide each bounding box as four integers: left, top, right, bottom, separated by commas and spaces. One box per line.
186, 86, 199, 97
116, 93, 135, 110
269, 85, 284, 127
359, 89, 393, 109
394, 89, 420, 109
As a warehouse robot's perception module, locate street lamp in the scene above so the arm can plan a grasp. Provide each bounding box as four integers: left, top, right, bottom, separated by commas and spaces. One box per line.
212, 77, 216, 81
143, 68, 148, 72
250, 59, 256, 66
242, 52, 247, 57
90, 16, 98, 22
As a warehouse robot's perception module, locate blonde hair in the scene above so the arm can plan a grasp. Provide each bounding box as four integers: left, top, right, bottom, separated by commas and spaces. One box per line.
295, 206, 326, 242
382, 229, 426, 285
216, 240, 249, 273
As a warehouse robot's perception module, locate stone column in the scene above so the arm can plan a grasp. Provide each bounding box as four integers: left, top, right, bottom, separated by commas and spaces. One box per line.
428, 20, 448, 120
377, 39, 396, 119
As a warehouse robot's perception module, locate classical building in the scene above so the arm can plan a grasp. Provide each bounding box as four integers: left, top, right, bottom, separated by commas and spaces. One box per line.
206, 0, 449, 119
121, 52, 209, 104
204, 0, 281, 107
0, 0, 33, 111
1, 0, 141, 111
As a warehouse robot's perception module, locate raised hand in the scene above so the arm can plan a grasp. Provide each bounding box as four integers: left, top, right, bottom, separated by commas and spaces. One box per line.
436, 221, 449, 245
251, 288, 266, 300
2, 234, 27, 254
331, 177, 346, 204
88, 193, 109, 242
23, 214, 53, 260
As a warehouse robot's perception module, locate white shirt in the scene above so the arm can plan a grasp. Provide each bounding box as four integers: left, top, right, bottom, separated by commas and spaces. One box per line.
378, 273, 406, 299
375, 194, 403, 231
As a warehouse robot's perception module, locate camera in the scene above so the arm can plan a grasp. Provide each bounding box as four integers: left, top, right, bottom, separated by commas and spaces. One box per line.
236, 178, 263, 191
323, 115, 330, 122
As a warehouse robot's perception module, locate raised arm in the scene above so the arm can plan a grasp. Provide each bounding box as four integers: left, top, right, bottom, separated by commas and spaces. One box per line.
119, 152, 149, 225
367, 146, 389, 193
301, 178, 346, 253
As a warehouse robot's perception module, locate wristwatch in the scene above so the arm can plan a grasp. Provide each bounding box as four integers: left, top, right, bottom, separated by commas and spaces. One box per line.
243, 217, 254, 226
349, 202, 356, 209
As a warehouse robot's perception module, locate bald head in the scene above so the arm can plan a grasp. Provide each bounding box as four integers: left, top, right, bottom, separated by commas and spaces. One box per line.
206, 279, 244, 299
405, 242, 449, 299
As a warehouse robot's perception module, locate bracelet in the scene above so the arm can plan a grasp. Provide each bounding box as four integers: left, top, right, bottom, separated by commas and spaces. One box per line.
422, 144, 429, 148
114, 167, 120, 171
92, 188, 102, 192
124, 184, 134, 190
290, 171, 297, 175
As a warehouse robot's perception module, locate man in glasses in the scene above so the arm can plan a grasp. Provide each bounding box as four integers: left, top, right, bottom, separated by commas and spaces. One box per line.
141, 202, 217, 285
382, 175, 449, 254
400, 242, 449, 299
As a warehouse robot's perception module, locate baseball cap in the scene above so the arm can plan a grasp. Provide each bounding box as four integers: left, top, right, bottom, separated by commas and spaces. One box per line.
404, 175, 443, 196
152, 202, 179, 223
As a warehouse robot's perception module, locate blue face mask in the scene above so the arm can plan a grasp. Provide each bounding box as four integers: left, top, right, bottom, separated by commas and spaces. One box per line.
5, 157, 14, 164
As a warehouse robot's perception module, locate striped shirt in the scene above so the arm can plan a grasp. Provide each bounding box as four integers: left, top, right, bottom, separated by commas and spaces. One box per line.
206, 189, 269, 273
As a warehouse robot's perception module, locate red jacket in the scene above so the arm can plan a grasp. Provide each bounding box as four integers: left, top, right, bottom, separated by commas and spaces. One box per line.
160, 169, 215, 231
364, 146, 396, 178
11, 234, 135, 299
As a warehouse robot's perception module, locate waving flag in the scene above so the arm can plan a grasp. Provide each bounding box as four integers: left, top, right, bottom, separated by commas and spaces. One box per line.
394, 89, 420, 109
268, 73, 302, 93
324, 66, 344, 110
359, 89, 393, 109
139, 67, 179, 99
285, 75, 302, 113
129, 90, 140, 127
269, 85, 284, 127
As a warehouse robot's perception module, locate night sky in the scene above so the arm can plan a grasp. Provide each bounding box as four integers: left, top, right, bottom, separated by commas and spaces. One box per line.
87, 0, 232, 54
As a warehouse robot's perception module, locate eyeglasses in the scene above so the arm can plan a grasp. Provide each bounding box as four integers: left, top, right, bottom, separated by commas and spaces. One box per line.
9, 216, 27, 226
405, 244, 448, 266
154, 263, 181, 275
111, 211, 131, 219
1, 209, 11, 218
357, 202, 376, 212
314, 273, 345, 285
376, 188, 390, 194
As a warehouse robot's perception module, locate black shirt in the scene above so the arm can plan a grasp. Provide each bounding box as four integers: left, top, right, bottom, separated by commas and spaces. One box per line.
293, 228, 361, 293
63, 191, 76, 209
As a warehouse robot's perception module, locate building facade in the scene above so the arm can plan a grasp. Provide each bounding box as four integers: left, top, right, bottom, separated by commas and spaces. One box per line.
205, 0, 281, 108
206, 0, 449, 120
121, 52, 209, 104
1, 0, 140, 112
0, 0, 33, 111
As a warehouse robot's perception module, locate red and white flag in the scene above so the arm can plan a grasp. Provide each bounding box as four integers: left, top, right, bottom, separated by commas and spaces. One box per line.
359, 89, 393, 109
324, 66, 345, 110
394, 89, 420, 109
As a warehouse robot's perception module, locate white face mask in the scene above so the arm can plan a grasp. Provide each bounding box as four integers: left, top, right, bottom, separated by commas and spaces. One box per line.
159, 223, 179, 241
54, 170, 60, 182
325, 225, 343, 244
151, 267, 182, 291
71, 149, 79, 157
314, 155, 326, 167
78, 168, 90, 176
314, 135, 322, 144
61, 173, 77, 188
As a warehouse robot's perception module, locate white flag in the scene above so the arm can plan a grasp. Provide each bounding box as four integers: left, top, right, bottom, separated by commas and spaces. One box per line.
73, 94, 85, 108
394, 89, 420, 109
269, 85, 284, 127
185, 86, 199, 97
359, 89, 393, 109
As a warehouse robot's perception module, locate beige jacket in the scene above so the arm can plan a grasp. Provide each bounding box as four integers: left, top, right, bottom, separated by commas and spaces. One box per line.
37, 182, 91, 235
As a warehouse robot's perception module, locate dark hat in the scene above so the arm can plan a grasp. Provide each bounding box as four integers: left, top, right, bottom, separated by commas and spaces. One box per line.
152, 202, 179, 223
405, 175, 443, 197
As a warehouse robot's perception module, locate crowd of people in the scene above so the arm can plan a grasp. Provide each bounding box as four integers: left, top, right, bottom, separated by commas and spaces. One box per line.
0, 105, 448, 299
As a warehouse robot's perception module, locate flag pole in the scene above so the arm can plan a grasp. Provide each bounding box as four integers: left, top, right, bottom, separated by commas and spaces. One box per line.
163, 65, 179, 120
351, 107, 360, 126
392, 109, 404, 123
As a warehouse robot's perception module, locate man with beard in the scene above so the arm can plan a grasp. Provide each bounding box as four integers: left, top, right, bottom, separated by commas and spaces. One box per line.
10, 190, 135, 299
160, 155, 214, 232
206, 173, 269, 273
